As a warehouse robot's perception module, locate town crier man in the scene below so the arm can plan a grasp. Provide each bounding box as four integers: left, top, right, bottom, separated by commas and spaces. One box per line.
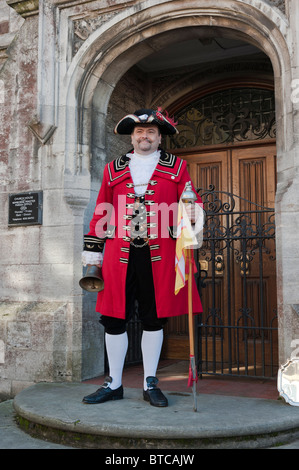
81, 109, 203, 407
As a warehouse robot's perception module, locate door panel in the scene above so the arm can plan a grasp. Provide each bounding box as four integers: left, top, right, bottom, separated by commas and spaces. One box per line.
187, 151, 229, 193
231, 146, 277, 375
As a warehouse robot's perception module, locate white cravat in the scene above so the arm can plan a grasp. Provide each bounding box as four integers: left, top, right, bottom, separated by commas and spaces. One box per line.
128, 150, 160, 195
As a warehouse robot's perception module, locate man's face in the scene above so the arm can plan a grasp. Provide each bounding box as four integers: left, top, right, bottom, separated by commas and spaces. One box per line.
131, 125, 161, 155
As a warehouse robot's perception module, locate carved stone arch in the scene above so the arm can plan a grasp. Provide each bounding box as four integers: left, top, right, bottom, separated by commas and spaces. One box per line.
62, 0, 291, 190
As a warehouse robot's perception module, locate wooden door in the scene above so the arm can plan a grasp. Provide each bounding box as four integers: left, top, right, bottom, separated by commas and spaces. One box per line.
162, 143, 278, 377
230, 145, 277, 375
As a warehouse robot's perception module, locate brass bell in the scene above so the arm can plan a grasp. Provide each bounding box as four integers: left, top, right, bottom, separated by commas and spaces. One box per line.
79, 265, 104, 292
181, 181, 197, 203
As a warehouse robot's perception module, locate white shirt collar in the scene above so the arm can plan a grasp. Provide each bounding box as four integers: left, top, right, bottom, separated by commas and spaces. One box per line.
127, 150, 160, 161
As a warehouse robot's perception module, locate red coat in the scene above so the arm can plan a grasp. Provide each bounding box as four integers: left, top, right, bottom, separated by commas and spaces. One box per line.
85, 150, 203, 319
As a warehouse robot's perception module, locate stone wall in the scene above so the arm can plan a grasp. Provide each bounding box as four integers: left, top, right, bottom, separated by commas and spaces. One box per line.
0, 11, 41, 398
0, 5, 87, 397
0, 302, 76, 398
0, 0, 24, 65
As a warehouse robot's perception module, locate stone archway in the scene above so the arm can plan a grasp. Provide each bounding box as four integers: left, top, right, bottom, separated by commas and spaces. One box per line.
62, 1, 291, 178
56, 0, 294, 375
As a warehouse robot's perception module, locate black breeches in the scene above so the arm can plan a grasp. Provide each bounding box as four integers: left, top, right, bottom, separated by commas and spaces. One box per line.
100, 244, 167, 335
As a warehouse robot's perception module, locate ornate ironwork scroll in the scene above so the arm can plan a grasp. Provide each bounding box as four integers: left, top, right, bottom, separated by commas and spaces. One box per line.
168, 88, 276, 148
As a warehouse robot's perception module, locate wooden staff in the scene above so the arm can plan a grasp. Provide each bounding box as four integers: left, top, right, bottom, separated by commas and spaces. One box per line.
181, 181, 198, 412
187, 247, 197, 412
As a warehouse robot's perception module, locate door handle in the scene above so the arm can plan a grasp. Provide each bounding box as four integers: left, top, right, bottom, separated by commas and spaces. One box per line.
199, 256, 224, 274
199, 259, 208, 271
236, 254, 250, 275
215, 255, 224, 275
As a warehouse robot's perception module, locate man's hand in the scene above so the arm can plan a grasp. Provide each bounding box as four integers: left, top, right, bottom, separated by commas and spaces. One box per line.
185, 202, 201, 224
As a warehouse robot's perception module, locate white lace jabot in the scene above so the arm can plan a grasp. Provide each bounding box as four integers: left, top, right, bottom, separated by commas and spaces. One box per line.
128, 150, 160, 195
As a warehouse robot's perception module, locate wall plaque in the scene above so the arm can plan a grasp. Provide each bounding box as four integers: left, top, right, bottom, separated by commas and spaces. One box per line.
8, 191, 43, 226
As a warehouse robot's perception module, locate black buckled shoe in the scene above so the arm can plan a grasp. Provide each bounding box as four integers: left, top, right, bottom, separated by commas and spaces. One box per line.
143, 376, 168, 407
82, 376, 123, 404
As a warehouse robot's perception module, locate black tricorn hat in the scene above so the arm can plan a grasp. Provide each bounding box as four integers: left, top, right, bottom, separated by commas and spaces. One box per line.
114, 108, 178, 135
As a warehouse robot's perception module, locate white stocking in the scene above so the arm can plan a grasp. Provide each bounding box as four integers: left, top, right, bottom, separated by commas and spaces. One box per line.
105, 332, 128, 390
141, 329, 163, 390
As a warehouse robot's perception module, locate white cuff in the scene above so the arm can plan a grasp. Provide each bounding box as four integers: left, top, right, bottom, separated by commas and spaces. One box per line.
82, 251, 103, 266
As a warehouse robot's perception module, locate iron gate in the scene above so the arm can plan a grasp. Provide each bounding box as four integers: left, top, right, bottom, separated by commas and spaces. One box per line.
195, 185, 278, 379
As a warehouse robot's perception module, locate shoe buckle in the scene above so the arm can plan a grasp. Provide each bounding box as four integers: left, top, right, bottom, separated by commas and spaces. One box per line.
146, 376, 158, 390
102, 376, 112, 389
